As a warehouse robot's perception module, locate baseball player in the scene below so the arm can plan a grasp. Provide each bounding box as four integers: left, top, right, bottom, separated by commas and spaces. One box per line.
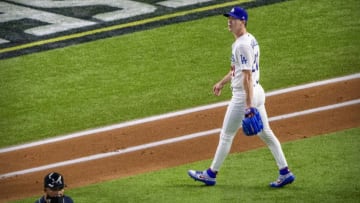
35, 172, 74, 203
188, 6, 295, 187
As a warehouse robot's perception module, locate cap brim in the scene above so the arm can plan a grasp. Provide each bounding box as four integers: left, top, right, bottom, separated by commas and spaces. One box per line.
223, 13, 242, 20
46, 184, 66, 190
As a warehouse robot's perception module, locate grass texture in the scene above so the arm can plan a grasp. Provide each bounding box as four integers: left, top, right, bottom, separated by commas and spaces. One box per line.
0, 0, 359, 147
13, 128, 360, 203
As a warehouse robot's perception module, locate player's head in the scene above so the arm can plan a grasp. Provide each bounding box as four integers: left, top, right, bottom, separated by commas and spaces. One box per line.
224, 7, 248, 30
43, 172, 66, 197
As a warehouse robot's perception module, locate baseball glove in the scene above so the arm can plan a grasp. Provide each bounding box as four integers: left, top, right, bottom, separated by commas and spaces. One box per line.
242, 107, 263, 136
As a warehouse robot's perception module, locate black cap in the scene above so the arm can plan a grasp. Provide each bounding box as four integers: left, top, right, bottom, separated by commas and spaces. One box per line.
44, 172, 65, 189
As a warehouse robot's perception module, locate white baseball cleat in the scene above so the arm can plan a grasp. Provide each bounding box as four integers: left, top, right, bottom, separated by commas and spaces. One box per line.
270, 172, 295, 188
188, 169, 216, 186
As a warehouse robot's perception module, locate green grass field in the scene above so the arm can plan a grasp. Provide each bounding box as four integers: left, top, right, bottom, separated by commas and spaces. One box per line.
1, 0, 360, 202
12, 128, 360, 203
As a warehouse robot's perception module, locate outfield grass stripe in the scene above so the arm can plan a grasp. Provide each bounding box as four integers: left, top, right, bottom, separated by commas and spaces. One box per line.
0, 98, 359, 179
0, 0, 251, 54
0, 73, 358, 154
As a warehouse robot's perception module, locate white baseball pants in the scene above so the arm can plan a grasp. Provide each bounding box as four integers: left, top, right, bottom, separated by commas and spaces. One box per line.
210, 84, 288, 171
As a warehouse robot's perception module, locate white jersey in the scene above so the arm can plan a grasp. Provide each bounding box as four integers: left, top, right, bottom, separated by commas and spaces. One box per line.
230, 32, 260, 90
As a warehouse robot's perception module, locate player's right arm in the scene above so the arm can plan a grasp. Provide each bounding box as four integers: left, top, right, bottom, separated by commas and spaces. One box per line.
213, 70, 232, 96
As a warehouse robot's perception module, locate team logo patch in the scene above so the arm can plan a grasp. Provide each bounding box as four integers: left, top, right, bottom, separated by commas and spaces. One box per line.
240, 54, 247, 64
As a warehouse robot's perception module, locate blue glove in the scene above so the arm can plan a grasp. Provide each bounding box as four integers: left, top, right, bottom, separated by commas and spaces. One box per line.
242, 107, 263, 136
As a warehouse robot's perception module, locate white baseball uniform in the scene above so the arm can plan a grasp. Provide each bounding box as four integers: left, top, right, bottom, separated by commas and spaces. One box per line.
210, 32, 288, 171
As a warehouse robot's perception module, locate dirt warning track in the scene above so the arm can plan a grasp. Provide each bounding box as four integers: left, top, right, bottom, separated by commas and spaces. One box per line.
0, 75, 359, 202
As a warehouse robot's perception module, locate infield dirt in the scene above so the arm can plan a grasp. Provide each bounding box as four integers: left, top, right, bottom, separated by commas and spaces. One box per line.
0, 77, 359, 202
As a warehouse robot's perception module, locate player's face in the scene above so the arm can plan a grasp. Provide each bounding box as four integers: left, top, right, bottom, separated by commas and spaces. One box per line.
45, 187, 64, 197
227, 17, 245, 33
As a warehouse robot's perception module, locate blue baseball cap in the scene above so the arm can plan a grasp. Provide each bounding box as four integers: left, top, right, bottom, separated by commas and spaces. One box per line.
224, 7, 248, 21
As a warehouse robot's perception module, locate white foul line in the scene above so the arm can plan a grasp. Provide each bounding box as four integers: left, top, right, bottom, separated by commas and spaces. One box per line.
0, 99, 359, 179
0, 73, 359, 154
269, 99, 360, 121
